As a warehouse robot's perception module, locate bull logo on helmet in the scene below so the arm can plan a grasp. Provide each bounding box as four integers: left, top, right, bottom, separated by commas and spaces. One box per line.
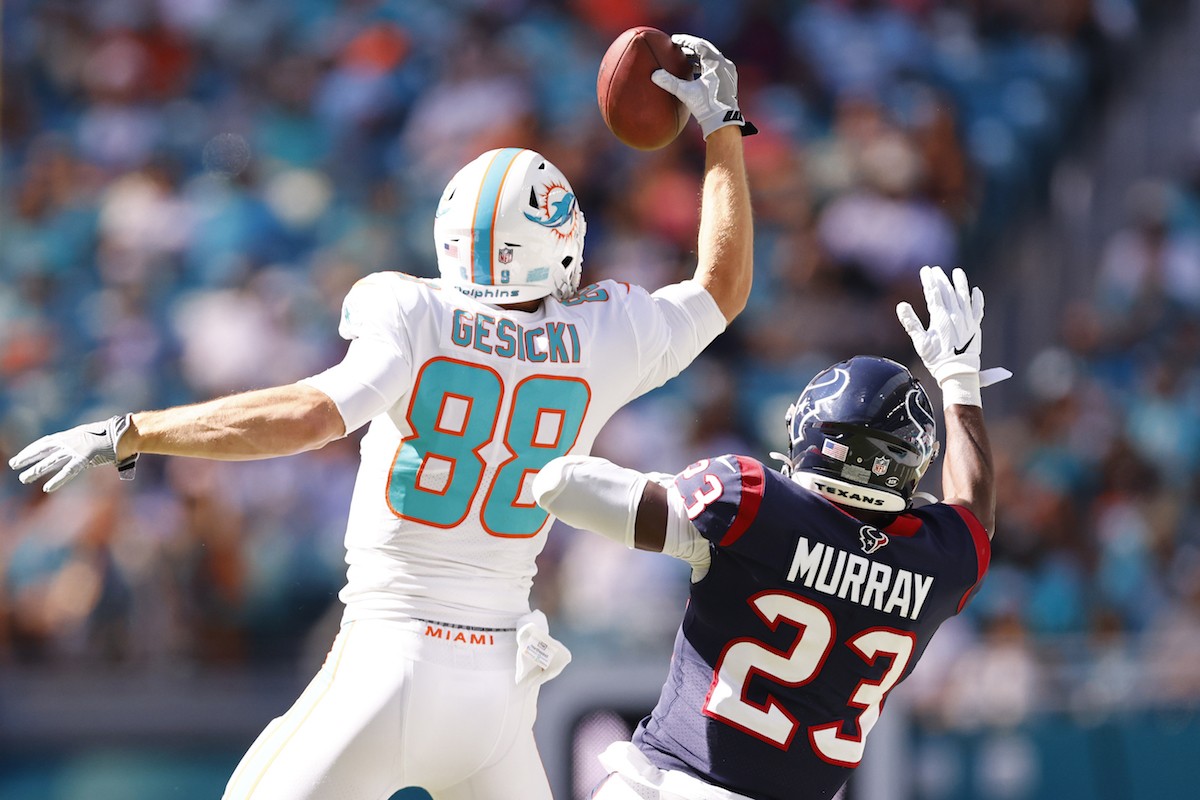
790, 365, 851, 439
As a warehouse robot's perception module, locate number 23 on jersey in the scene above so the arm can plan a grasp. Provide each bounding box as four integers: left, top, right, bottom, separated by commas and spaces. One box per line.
704, 591, 915, 766
680, 458, 917, 765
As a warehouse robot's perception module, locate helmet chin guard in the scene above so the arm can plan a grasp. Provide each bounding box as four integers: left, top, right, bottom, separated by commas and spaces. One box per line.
785, 356, 938, 511
434, 148, 585, 304
791, 470, 909, 513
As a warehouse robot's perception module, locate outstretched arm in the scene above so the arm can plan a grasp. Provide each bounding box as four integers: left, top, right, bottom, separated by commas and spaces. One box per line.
10, 383, 347, 492
693, 128, 753, 323
11, 320, 413, 492
652, 35, 754, 324
533, 456, 710, 578
119, 383, 345, 462
897, 266, 1008, 535
634, 481, 669, 551
940, 404, 995, 534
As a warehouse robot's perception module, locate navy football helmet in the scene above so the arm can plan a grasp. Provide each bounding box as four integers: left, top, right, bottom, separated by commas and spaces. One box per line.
782, 356, 938, 512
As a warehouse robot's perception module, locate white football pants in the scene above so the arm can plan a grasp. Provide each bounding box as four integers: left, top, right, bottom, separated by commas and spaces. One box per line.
223, 617, 554, 800
590, 742, 754, 800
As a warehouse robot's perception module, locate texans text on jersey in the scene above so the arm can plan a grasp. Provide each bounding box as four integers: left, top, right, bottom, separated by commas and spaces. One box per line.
786, 536, 934, 621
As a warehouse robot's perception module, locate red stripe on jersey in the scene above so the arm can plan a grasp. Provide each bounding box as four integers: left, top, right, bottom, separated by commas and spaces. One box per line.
719, 457, 766, 547
827, 501, 922, 538
951, 504, 991, 613
883, 513, 923, 537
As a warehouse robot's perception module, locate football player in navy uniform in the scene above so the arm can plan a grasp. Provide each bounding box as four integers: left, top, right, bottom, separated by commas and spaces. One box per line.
534, 265, 1010, 800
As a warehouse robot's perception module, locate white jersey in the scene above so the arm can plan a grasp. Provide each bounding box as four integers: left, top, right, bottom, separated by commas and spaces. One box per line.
303, 273, 726, 627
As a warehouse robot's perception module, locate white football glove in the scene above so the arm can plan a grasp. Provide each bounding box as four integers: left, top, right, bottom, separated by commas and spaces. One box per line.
896, 266, 1011, 407
9, 414, 138, 492
651, 34, 757, 140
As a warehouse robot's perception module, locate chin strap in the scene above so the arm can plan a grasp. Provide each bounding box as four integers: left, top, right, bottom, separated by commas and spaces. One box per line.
910, 491, 939, 508
769, 451, 795, 477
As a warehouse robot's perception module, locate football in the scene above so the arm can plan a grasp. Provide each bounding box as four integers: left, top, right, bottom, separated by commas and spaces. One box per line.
597, 26, 693, 150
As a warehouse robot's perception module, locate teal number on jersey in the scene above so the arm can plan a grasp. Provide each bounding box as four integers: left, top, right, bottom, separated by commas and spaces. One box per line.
482, 376, 590, 536
560, 284, 610, 306
387, 359, 589, 536
388, 358, 503, 527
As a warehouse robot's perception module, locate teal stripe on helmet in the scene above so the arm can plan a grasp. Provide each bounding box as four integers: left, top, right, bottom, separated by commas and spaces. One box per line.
471, 148, 524, 286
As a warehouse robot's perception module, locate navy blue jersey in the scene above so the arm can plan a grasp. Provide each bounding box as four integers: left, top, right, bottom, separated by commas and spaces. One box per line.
633, 455, 990, 800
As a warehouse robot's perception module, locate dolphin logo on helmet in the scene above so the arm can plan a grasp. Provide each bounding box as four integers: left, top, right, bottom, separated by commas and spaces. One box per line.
524, 188, 578, 231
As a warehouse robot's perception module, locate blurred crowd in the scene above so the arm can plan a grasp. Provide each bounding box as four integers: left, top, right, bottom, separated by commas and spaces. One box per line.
3, 0, 1199, 730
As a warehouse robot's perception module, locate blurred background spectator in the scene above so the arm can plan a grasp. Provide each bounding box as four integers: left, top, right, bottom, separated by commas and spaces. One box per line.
4, 1, 1200, 798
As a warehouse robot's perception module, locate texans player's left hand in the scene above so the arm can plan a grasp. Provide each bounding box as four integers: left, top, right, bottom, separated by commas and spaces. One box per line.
896, 266, 1010, 407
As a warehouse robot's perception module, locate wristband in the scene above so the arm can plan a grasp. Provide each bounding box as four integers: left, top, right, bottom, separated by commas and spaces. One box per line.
110, 413, 138, 480
939, 373, 982, 409
663, 487, 711, 581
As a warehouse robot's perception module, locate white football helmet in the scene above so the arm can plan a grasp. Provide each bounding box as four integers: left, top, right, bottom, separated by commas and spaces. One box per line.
434, 148, 586, 303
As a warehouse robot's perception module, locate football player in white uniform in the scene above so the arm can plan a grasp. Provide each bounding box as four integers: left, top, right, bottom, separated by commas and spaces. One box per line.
8, 36, 754, 800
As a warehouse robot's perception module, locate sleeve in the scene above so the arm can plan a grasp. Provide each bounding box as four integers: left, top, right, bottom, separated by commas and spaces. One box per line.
918, 504, 992, 614
624, 280, 727, 399
298, 273, 416, 433
336, 272, 412, 349
533, 455, 711, 578
948, 504, 991, 613
673, 455, 766, 549
300, 337, 411, 434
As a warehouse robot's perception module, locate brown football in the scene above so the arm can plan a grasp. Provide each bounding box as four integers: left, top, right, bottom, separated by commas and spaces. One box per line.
597, 26, 693, 150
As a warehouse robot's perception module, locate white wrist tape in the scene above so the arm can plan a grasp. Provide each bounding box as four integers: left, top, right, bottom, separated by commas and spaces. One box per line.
532, 456, 646, 547
939, 372, 982, 409
663, 487, 712, 581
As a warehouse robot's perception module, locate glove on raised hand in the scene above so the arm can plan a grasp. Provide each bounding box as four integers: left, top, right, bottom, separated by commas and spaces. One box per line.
651, 34, 758, 139
9, 414, 138, 492
896, 266, 1011, 407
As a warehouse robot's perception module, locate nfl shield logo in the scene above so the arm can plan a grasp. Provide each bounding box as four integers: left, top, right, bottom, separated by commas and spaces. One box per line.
498, 247, 513, 264
872, 456, 890, 476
